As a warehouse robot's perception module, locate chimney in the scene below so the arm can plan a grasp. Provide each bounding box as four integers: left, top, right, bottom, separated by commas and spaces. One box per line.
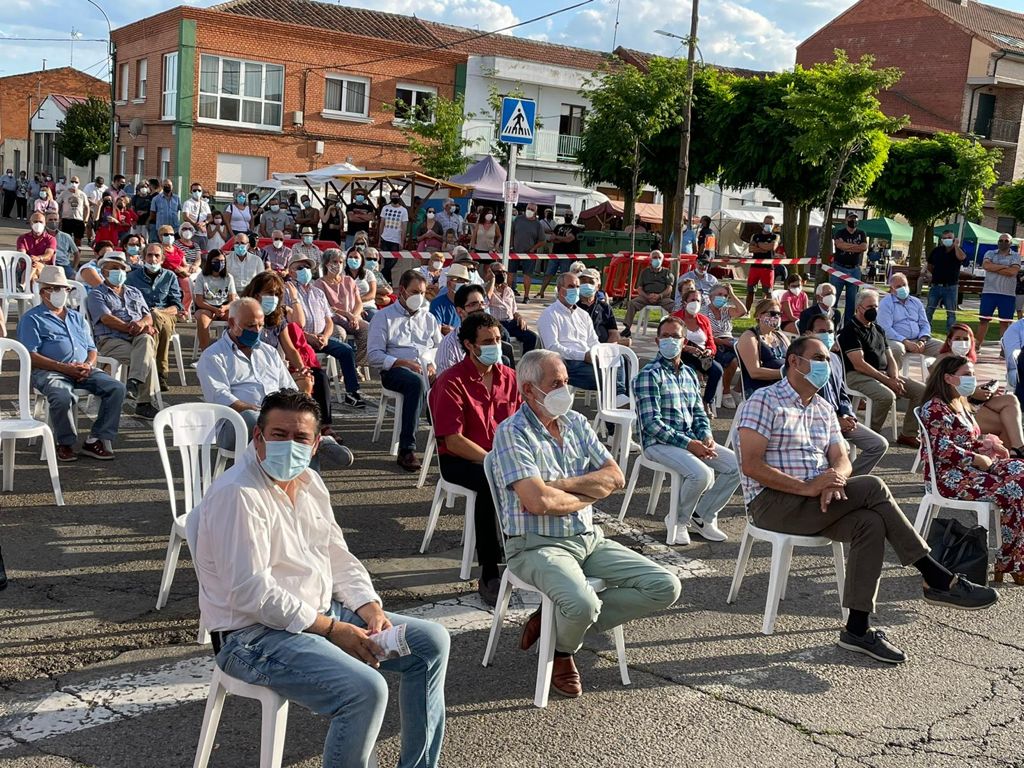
949, 0, 968, 5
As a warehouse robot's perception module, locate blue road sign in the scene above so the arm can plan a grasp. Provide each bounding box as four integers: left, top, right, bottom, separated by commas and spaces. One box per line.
499, 97, 536, 146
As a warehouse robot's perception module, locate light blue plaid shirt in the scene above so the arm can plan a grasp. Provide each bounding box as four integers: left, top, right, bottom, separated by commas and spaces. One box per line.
635, 355, 711, 450
491, 404, 612, 538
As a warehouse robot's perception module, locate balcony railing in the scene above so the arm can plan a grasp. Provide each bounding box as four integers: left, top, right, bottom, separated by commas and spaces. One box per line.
980, 116, 1021, 143
463, 119, 582, 165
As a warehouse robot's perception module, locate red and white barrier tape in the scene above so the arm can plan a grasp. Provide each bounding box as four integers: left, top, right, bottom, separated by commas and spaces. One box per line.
377, 251, 615, 260
821, 265, 873, 287
710, 257, 821, 265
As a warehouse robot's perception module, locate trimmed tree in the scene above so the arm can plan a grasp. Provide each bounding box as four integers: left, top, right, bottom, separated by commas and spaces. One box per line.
995, 179, 1024, 228
393, 94, 474, 179
55, 97, 111, 178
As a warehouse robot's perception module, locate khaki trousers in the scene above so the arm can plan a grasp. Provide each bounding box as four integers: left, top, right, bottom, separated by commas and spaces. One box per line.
98, 334, 156, 405
150, 310, 177, 377
748, 476, 929, 613
845, 370, 925, 438
887, 337, 944, 372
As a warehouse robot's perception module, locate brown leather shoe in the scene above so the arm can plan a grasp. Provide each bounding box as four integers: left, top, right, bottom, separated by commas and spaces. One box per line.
397, 450, 421, 472
896, 435, 921, 449
551, 655, 582, 698
519, 608, 543, 651
56, 445, 77, 462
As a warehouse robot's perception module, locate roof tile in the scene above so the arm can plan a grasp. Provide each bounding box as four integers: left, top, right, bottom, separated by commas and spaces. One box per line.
921, 0, 1024, 54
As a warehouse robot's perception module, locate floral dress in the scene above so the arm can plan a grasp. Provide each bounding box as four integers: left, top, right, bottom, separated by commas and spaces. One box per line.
921, 397, 1024, 575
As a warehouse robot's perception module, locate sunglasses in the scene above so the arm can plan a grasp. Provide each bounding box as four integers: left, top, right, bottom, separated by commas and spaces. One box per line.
764, 311, 782, 317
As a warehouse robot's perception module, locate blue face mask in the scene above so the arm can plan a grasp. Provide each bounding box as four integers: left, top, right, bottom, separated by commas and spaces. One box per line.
236, 195, 246, 204
816, 332, 835, 351
895, 286, 910, 300
296, 268, 312, 285
347, 258, 361, 270
126, 245, 140, 256
712, 295, 728, 308
259, 435, 314, 481
234, 244, 248, 256
302, 235, 314, 245
106, 269, 126, 287
564, 287, 580, 305
579, 283, 597, 298
238, 328, 261, 348
955, 375, 977, 397
476, 343, 502, 366
365, 259, 378, 270
261, 295, 279, 314
658, 337, 683, 359
801, 358, 831, 390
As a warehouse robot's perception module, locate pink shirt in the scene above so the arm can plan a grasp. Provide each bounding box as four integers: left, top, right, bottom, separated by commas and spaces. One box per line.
780, 289, 808, 324
488, 283, 518, 322
315, 276, 361, 317
16, 232, 57, 260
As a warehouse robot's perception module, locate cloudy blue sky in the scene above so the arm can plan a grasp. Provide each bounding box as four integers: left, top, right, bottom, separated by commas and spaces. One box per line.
4, 0, 1024, 79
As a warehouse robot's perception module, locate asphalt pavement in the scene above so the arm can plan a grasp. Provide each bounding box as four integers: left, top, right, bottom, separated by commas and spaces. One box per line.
1, 218, 1022, 768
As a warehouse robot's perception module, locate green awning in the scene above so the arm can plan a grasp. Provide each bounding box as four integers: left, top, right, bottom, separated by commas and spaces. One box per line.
932, 221, 1004, 243
855, 217, 913, 241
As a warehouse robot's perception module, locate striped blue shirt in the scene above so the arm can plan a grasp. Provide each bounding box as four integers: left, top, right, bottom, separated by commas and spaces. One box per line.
491, 404, 612, 538
635, 354, 710, 450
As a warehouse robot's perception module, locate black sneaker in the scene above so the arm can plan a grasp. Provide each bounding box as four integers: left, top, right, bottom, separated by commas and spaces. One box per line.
837, 628, 907, 664
134, 403, 159, 420
0, 547, 6, 591
343, 392, 366, 409
924, 574, 999, 611
477, 576, 501, 607
158, 375, 169, 392
620, 327, 632, 339
126, 378, 142, 400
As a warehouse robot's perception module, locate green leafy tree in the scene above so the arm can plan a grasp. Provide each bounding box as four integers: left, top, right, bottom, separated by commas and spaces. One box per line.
55, 97, 111, 178
781, 51, 907, 265
392, 94, 474, 179
866, 132, 1000, 267
995, 179, 1024, 226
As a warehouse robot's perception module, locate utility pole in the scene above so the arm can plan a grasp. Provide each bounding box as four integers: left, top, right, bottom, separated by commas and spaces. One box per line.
670, 0, 699, 264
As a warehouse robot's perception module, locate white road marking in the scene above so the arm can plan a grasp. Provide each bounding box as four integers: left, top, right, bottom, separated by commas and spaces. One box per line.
0, 511, 712, 751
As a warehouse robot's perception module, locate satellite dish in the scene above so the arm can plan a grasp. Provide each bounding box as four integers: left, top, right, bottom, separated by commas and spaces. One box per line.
128, 117, 144, 138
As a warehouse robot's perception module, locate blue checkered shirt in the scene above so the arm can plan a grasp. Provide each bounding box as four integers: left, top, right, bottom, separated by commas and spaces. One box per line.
491, 404, 612, 538
635, 354, 711, 450
736, 378, 842, 505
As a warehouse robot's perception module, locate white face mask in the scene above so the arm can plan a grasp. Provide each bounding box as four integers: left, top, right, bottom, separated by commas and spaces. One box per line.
484, 214, 494, 222
685, 300, 701, 316
48, 289, 68, 309
430, 260, 443, 271
404, 292, 426, 312
524, 210, 535, 219
537, 384, 573, 418
273, 239, 284, 249
31, 222, 45, 235
788, 286, 801, 296
763, 224, 773, 233
820, 294, 837, 308
951, 340, 971, 357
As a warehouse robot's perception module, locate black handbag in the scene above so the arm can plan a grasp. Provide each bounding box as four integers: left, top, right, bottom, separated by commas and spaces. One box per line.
927, 518, 990, 586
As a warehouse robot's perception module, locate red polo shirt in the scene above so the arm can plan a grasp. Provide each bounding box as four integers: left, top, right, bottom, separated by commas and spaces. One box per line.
429, 356, 522, 456
16, 231, 57, 261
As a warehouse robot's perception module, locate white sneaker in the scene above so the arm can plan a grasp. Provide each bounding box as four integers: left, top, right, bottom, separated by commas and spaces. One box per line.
721, 393, 736, 409
665, 515, 691, 545
688, 516, 728, 542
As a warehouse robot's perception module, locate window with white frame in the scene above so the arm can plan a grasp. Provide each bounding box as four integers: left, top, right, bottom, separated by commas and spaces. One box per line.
118, 146, 128, 176
134, 147, 145, 181
162, 53, 178, 120
118, 63, 129, 101
394, 84, 436, 123
136, 58, 148, 99
215, 153, 268, 196
198, 54, 283, 129
159, 147, 170, 180
323, 74, 369, 118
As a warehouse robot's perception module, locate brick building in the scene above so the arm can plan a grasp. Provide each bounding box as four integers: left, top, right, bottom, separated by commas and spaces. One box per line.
110, 1, 466, 199
797, 0, 1024, 229
0, 67, 108, 176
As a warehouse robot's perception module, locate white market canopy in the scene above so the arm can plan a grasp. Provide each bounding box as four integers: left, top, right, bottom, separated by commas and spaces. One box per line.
710, 207, 825, 228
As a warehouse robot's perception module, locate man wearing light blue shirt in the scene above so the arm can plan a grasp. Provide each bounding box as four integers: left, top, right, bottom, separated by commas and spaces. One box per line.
149, 179, 181, 241
876, 272, 943, 371
44, 212, 78, 278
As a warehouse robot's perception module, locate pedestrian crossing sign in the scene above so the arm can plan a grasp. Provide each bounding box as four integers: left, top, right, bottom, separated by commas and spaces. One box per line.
499, 97, 536, 145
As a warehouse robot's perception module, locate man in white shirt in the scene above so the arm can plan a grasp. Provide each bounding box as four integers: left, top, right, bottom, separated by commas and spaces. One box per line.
226, 233, 264, 291
876, 272, 943, 370
186, 389, 449, 768
537, 272, 622, 393
377, 191, 409, 283
367, 269, 442, 471
181, 182, 211, 249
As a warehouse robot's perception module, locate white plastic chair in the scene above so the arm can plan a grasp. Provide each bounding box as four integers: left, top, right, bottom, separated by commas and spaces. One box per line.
319, 353, 343, 404
481, 453, 630, 708
911, 407, 999, 548
843, 363, 898, 440
372, 350, 434, 456
634, 304, 664, 336
589, 343, 639, 472
418, 395, 479, 579
900, 352, 933, 382
0, 339, 65, 506
153, 403, 248, 611
170, 332, 187, 386
725, 408, 847, 635
191, 319, 227, 361
0, 251, 33, 325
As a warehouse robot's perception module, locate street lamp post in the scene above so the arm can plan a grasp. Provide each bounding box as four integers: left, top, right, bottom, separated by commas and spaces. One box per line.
86, 0, 116, 180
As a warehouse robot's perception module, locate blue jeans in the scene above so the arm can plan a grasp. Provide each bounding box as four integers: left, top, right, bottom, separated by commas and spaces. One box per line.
321, 338, 360, 395
680, 352, 723, 406
216, 602, 449, 768
926, 283, 958, 331
500, 319, 538, 353
643, 442, 740, 526
32, 368, 125, 446
829, 264, 861, 320
381, 366, 425, 452
564, 358, 626, 395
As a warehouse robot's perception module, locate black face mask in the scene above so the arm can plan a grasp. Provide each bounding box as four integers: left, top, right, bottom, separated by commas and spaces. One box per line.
493, 272, 506, 285
847, 220, 856, 228
863, 307, 878, 322
163, 186, 172, 194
